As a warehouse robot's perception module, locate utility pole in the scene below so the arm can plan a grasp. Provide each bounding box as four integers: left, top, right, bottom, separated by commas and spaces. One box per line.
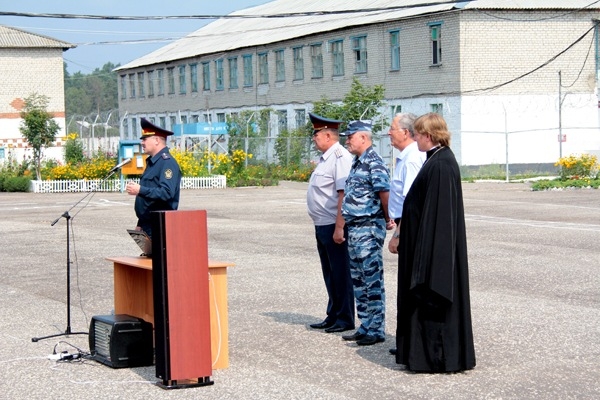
558, 71, 563, 159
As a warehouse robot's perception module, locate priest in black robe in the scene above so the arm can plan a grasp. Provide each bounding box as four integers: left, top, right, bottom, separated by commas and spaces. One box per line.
395, 113, 476, 373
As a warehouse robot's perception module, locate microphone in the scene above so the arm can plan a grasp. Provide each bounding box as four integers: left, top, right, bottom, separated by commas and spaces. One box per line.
109, 158, 132, 173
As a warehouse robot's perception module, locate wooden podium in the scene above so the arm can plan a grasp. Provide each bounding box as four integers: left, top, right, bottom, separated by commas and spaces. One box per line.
106, 256, 233, 371
107, 210, 233, 388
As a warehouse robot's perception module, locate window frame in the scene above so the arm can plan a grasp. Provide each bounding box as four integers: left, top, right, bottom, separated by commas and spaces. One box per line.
258, 52, 269, 84
178, 65, 186, 95
243, 54, 253, 87
275, 49, 285, 82
293, 46, 304, 81
128, 73, 136, 98
147, 70, 155, 97
167, 67, 175, 95
137, 72, 145, 98
157, 69, 165, 96
228, 57, 239, 89
120, 75, 127, 99
389, 29, 400, 71
190, 63, 198, 93
215, 59, 224, 90
428, 21, 443, 66
351, 35, 367, 74
430, 103, 443, 115
331, 39, 345, 77
202, 61, 211, 91
310, 43, 323, 79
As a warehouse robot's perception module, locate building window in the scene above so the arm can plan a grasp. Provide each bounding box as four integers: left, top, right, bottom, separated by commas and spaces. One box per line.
159, 116, 166, 128
276, 110, 287, 133
128, 73, 136, 98
130, 117, 138, 137
294, 109, 306, 129
243, 55, 253, 87
120, 75, 127, 99
215, 59, 224, 90
311, 44, 323, 78
229, 57, 238, 89
275, 50, 285, 82
202, 62, 211, 91
157, 69, 164, 95
352, 35, 367, 74
390, 30, 400, 70
331, 40, 344, 77
190, 64, 198, 93
137, 72, 145, 98
167, 67, 175, 94
293, 47, 304, 81
203, 113, 212, 123
191, 114, 199, 123
147, 70, 154, 97
390, 105, 401, 117
429, 22, 442, 65
431, 103, 443, 115
216, 113, 226, 123
258, 53, 268, 84
178, 65, 186, 94
169, 116, 176, 130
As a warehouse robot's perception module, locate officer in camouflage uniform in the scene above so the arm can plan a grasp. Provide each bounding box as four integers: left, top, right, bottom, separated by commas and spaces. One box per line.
126, 118, 181, 238
339, 120, 392, 346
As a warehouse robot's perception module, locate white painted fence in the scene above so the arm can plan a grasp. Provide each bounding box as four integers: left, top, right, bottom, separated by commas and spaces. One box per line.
29, 175, 227, 193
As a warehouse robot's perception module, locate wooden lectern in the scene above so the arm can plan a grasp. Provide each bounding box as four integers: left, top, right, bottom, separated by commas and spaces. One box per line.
152, 209, 213, 389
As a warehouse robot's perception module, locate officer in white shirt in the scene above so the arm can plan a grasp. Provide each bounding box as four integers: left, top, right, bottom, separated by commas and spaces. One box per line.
306, 113, 355, 333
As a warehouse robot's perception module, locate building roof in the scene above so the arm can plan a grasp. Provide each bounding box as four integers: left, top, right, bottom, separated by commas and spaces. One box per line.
0, 25, 75, 50
116, 0, 599, 71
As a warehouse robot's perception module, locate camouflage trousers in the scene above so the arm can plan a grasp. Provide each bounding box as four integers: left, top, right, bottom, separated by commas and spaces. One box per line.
346, 217, 386, 338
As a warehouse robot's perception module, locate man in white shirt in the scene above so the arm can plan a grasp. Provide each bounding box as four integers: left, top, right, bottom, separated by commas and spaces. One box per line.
306, 113, 355, 333
387, 112, 425, 354
388, 112, 425, 253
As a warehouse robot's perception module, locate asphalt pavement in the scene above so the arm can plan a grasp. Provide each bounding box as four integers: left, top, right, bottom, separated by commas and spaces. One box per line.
0, 181, 598, 399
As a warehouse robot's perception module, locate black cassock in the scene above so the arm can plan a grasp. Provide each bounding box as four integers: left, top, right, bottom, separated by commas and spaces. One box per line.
396, 146, 476, 372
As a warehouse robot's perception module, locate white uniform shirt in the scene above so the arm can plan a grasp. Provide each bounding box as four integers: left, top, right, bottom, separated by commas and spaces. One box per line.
388, 141, 425, 220
307, 142, 353, 226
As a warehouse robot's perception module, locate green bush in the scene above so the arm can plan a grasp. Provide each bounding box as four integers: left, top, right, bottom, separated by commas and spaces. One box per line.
1, 176, 31, 192
530, 177, 600, 191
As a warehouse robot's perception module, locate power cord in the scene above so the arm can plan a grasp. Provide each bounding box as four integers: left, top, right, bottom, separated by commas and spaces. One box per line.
48, 340, 92, 363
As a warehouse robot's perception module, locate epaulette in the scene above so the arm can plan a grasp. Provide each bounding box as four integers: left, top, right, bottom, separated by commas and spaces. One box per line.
161, 153, 171, 160
334, 147, 344, 158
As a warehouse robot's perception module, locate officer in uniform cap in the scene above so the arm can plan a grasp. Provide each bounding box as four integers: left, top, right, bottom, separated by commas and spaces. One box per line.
306, 113, 356, 333
126, 118, 182, 238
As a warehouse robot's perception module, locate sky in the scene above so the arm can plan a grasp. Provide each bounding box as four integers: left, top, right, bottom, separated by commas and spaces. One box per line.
0, 0, 272, 74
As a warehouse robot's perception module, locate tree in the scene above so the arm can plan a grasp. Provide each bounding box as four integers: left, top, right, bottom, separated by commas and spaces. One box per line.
312, 77, 386, 133
274, 126, 312, 166
19, 93, 61, 180
65, 62, 119, 118
226, 108, 272, 160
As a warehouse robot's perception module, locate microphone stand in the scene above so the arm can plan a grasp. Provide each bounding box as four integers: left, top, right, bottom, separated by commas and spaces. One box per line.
32, 167, 121, 342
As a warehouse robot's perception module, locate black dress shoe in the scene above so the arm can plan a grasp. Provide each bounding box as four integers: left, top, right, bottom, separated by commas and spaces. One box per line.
389, 348, 397, 355
324, 324, 354, 333
310, 321, 334, 329
356, 335, 385, 346
342, 331, 366, 341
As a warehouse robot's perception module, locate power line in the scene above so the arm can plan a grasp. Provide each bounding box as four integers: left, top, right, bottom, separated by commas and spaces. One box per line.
0, 1, 474, 20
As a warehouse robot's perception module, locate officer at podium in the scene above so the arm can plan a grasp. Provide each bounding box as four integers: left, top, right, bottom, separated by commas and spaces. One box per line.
126, 118, 181, 238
